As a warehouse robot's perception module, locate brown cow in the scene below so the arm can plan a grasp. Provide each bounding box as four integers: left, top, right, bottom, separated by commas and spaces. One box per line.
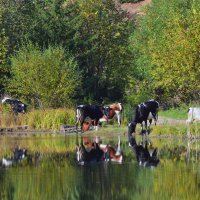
101, 103, 123, 126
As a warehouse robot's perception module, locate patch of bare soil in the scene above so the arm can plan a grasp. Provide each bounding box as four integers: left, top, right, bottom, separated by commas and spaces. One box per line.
120, 0, 152, 18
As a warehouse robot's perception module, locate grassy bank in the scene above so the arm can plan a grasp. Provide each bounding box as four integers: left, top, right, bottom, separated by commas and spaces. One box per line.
0, 108, 76, 130
1, 105, 199, 137
159, 108, 188, 120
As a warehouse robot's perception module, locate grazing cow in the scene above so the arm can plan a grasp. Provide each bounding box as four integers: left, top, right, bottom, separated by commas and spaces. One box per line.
101, 103, 123, 126
186, 107, 200, 137
128, 132, 159, 168
128, 100, 159, 137
2, 97, 27, 115
76, 105, 108, 133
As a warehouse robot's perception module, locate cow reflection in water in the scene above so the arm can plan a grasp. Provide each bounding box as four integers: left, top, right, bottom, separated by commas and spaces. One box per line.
128, 133, 159, 168
76, 135, 123, 165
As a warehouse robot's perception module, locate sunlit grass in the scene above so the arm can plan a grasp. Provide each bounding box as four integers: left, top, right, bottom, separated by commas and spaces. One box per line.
0, 108, 76, 130
159, 108, 188, 120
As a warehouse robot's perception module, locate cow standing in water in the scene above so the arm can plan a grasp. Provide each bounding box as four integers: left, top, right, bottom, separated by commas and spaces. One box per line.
1, 97, 27, 115
128, 100, 159, 140
101, 103, 123, 126
75, 105, 108, 133
186, 107, 200, 138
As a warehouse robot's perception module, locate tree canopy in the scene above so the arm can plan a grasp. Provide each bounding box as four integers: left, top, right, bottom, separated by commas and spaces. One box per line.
131, 0, 200, 105
0, 0, 200, 108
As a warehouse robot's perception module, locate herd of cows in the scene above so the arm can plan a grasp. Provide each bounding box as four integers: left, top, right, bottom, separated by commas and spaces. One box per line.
1, 97, 200, 137
75, 100, 159, 137
1, 97, 199, 167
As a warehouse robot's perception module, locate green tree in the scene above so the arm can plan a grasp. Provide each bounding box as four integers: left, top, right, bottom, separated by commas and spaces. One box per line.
7, 44, 81, 108
0, 0, 35, 55
28, 0, 133, 102
0, 0, 35, 92
131, 0, 200, 105
0, 7, 9, 93
73, 0, 133, 101
1, 0, 133, 104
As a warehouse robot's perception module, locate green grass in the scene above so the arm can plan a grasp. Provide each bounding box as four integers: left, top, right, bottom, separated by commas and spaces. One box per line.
0, 108, 76, 130
159, 108, 188, 120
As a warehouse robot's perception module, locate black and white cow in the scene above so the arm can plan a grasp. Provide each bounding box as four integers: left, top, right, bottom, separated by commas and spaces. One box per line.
128, 100, 159, 137
186, 107, 200, 138
76, 105, 108, 133
1, 97, 27, 115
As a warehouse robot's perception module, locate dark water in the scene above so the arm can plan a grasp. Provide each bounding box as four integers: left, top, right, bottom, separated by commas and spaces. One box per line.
0, 133, 200, 200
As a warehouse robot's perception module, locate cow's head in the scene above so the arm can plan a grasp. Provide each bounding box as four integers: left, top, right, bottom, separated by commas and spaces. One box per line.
128, 122, 136, 136
14, 102, 27, 114
103, 106, 110, 117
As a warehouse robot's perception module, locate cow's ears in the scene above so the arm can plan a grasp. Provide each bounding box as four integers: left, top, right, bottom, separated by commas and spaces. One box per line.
127, 122, 132, 127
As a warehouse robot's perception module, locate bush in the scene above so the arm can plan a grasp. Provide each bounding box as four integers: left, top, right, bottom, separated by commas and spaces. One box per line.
7, 43, 81, 108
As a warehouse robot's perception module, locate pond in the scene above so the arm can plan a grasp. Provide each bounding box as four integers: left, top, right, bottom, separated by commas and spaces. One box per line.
0, 131, 200, 200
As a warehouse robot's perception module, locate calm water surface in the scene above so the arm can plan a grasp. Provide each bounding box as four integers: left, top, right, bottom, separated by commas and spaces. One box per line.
0, 133, 199, 200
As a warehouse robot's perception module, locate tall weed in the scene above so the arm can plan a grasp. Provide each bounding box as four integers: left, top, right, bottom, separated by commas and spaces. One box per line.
0, 108, 75, 130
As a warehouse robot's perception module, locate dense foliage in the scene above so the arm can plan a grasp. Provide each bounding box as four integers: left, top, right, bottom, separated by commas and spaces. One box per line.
131, 0, 200, 106
0, 0, 200, 108
0, 0, 133, 107
8, 44, 80, 108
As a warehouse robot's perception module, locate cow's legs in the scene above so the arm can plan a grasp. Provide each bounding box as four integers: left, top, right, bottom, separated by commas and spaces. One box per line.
94, 119, 98, 131
140, 123, 144, 134
76, 108, 81, 134
144, 120, 151, 144
147, 119, 152, 135
80, 121, 84, 133
116, 113, 121, 126
145, 120, 148, 135
80, 115, 86, 133
76, 122, 79, 134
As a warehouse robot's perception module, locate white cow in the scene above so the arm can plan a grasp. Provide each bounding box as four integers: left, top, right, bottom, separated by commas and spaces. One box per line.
186, 107, 200, 137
